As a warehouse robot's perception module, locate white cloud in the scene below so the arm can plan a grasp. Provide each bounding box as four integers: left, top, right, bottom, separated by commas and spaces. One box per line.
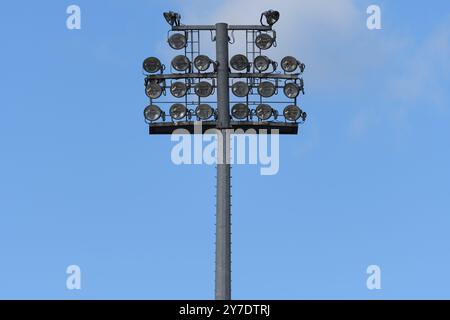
387, 17, 450, 113
175, 1, 450, 139
183, 0, 365, 93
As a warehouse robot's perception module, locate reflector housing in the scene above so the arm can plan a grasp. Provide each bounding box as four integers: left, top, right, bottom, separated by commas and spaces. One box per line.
230, 54, 249, 71
143, 57, 162, 73
145, 82, 163, 99
196, 104, 214, 120
231, 81, 249, 97
255, 33, 273, 50
257, 81, 276, 97
255, 104, 273, 120
194, 55, 212, 71
195, 81, 213, 97
144, 105, 162, 122
283, 105, 302, 121
283, 83, 300, 99
281, 56, 299, 72
169, 103, 187, 120
170, 81, 188, 98
231, 104, 249, 119
171, 55, 190, 71
254, 55, 271, 72
168, 33, 187, 50
261, 10, 280, 26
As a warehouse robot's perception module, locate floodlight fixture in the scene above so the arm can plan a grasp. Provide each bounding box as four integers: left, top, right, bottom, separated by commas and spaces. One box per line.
231, 103, 250, 120
283, 105, 302, 122
169, 103, 187, 120
143, 57, 163, 74
194, 55, 213, 71
260, 10, 280, 26
171, 55, 191, 72
283, 82, 300, 99
230, 54, 249, 71
168, 33, 187, 50
255, 33, 274, 50
170, 81, 188, 98
196, 104, 214, 120
144, 105, 163, 122
231, 81, 250, 97
255, 104, 273, 120
281, 56, 305, 73
253, 55, 277, 72
145, 82, 163, 99
257, 81, 276, 97
195, 81, 213, 97
163, 11, 181, 27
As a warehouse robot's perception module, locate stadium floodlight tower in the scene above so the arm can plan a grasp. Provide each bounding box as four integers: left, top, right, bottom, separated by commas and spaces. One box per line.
142, 10, 307, 300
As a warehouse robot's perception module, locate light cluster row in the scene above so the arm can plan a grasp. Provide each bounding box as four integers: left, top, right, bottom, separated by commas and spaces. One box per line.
166, 30, 277, 52
143, 54, 304, 74
162, 10, 280, 28
144, 104, 306, 123
231, 80, 304, 98
143, 55, 214, 74
145, 80, 214, 99
145, 79, 303, 99
229, 54, 305, 74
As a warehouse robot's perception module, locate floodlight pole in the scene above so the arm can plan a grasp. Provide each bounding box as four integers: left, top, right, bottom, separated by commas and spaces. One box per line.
215, 22, 231, 300
149, 17, 302, 300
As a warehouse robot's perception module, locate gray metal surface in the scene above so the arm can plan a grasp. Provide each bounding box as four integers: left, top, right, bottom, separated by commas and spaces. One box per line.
229, 72, 300, 79
172, 25, 272, 31
148, 121, 299, 135
215, 23, 232, 301
146, 72, 300, 81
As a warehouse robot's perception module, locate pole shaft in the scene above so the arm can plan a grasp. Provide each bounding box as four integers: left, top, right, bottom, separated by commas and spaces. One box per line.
216, 23, 230, 130
215, 22, 231, 300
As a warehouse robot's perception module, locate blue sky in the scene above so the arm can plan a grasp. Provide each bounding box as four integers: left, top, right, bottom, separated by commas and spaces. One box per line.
0, 0, 449, 299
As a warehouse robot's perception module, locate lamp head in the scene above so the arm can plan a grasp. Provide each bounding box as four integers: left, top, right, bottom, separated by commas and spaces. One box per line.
163, 11, 181, 26
261, 10, 280, 26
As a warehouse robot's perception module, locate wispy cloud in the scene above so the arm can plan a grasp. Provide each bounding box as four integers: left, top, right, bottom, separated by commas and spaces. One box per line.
176, 1, 450, 139
183, 0, 363, 93
387, 17, 450, 113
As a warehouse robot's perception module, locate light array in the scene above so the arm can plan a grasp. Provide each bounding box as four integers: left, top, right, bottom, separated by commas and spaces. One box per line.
142, 11, 307, 124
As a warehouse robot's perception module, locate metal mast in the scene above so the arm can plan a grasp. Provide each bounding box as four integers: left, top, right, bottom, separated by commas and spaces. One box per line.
143, 10, 306, 300
214, 22, 231, 300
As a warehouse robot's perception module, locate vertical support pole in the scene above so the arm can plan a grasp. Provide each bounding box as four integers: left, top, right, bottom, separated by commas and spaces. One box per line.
215, 22, 231, 300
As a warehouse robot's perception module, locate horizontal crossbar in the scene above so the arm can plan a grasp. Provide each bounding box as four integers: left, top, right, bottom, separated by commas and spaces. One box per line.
172, 25, 272, 31
148, 121, 299, 135
146, 72, 300, 81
